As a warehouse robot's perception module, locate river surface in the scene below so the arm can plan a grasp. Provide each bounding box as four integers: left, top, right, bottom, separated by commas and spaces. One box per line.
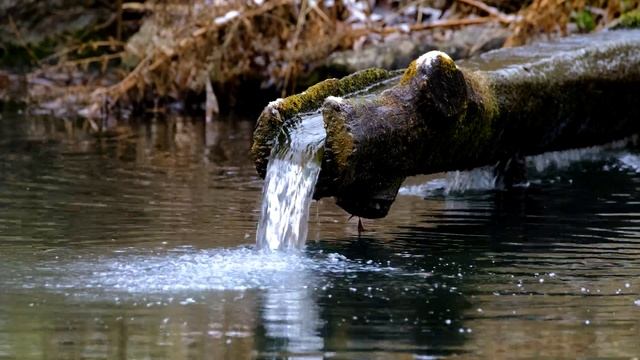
1, 110, 639, 359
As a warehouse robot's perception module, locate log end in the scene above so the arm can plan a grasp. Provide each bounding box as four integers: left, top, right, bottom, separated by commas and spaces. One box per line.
251, 68, 395, 178
401, 51, 468, 119
251, 99, 284, 178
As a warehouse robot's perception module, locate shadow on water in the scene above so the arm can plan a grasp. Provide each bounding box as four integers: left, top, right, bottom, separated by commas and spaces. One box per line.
1, 109, 640, 358
382, 161, 640, 357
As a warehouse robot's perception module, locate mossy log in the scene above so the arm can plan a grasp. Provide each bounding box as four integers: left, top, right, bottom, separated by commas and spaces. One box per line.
252, 30, 640, 218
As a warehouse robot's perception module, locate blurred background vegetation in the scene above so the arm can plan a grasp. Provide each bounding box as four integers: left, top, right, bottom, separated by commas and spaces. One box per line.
1, 0, 639, 118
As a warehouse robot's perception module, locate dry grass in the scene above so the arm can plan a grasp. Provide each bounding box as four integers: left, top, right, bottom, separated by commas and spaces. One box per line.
506, 0, 640, 45
15, 0, 639, 119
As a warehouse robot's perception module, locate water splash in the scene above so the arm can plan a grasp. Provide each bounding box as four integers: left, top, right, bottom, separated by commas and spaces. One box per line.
528, 146, 608, 173
399, 167, 497, 197
617, 154, 640, 173
22, 247, 394, 296
256, 114, 326, 251
399, 141, 639, 198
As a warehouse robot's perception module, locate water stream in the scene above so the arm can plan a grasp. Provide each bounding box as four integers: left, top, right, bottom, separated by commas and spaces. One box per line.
2, 111, 640, 358
256, 113, 326, 251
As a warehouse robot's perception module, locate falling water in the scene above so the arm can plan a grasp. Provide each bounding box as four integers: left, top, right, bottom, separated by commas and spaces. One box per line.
256, 113, 326, 251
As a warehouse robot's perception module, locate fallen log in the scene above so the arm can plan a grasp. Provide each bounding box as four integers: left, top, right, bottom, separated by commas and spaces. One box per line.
251, 30, 640, 218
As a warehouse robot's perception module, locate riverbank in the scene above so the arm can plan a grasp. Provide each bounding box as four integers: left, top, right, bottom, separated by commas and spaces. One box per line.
1, 0, 639, 123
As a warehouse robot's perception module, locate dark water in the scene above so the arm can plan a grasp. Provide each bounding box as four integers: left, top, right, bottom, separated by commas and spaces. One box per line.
1, 110, 639, 359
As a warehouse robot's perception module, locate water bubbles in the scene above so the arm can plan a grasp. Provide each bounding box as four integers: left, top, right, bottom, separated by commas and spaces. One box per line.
328, 253, 348, 263
36, 247, 396, 298
445, 319, 452, 325
179, 298, 196, 305
634, 299, 640, 306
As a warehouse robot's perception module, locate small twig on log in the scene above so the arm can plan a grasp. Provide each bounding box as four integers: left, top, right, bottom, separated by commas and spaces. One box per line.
8, 16, 41, 65
116, 0, 123, 41
283, 0, 312, 95
40, 40, 125, 64
456, 0, 514, 24
33, 53, 123, 76
370, 16, 497, 35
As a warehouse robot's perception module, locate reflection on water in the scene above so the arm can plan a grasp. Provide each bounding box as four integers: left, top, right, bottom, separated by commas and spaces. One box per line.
1, 110, 640, 358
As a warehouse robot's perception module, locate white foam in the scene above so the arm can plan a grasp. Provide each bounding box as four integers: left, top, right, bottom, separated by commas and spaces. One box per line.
399, 167, 496, 197
528, 146, 607, 173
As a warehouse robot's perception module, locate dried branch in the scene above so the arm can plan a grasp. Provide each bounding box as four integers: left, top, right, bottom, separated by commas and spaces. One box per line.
456, 0, 516, 24
368, 16, 498, 35
8, 16, 41, 65
99, 0, 295, 103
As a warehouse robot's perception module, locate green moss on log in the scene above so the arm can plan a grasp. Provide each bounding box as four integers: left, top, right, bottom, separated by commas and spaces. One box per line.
399, 60, 418, 85
279, 67, 393, 118
462, 69, 499, 121
618, 9, 640, 29
322, 97, 355, 176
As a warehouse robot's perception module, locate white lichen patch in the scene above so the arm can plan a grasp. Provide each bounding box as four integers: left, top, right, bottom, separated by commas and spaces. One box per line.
267, 98, 283, 109
263, 98, 283, 117
416, 50, 453, 71
325, 95, 345, 105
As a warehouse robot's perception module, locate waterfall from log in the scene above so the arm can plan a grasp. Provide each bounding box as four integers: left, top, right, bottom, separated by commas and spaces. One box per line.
256, 113, 326, 251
